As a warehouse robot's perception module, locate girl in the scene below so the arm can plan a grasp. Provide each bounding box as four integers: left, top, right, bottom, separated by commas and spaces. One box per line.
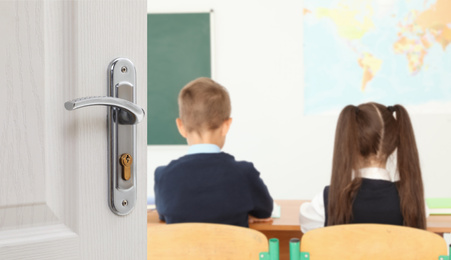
300, 103, 426, 233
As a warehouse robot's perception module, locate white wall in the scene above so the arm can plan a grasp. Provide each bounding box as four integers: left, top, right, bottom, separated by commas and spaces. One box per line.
147, 0, 451, 200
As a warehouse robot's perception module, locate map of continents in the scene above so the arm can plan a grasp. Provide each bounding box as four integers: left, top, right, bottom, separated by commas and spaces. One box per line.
303, 0, 451, 115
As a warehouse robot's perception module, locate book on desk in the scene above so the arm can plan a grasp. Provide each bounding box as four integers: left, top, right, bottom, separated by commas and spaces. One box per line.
426, 198, 451, 215
271, 202, 281, 218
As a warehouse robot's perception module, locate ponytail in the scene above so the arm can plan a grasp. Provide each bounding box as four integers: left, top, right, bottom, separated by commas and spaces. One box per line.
328, 105, 362, 226
393, 105, 426, 229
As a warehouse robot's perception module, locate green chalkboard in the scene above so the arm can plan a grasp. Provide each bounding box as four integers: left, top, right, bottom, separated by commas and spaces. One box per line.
147, 13, 211, 145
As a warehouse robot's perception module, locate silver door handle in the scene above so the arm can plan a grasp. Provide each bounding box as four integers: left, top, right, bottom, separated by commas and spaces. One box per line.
64, 96, 145, 124
64, 58, 143, 216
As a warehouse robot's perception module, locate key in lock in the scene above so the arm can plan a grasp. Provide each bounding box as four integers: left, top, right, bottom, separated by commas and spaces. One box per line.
120, 153, 133, 181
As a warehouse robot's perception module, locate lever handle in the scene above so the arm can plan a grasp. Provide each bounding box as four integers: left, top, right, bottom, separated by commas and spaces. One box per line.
64, 96, 145, 124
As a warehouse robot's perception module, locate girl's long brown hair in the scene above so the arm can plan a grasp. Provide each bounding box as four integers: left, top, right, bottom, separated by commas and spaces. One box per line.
327, 103, 426, 229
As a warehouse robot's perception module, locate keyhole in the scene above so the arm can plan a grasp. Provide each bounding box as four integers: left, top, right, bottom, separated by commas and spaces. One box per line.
120, 153, 132, 181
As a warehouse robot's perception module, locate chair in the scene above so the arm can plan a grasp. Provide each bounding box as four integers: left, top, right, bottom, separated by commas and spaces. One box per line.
147, 223, 278, 260
291, 224, 449, 260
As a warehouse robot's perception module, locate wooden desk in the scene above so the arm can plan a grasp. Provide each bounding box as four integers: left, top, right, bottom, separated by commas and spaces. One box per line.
147, 200, 451, 260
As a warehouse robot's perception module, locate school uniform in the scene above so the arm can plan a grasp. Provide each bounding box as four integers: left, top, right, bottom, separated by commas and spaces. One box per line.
155, 144, 273, 228
299, 168, 408, 233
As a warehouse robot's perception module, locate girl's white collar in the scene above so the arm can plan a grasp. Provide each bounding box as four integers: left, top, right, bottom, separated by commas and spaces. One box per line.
358, 167, 399, 182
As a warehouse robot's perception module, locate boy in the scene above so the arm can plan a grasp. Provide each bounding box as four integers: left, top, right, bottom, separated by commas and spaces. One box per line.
154, 77, 273, 227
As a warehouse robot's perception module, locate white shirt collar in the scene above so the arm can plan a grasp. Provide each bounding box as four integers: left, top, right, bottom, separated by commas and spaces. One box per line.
187, 144, 221, 155
358, 167, 399, 182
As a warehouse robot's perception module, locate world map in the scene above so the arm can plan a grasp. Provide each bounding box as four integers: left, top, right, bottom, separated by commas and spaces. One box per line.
303, 0, 451, 115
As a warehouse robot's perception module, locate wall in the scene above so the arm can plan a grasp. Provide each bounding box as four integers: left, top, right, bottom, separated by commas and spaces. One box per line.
147, 0, 451, 200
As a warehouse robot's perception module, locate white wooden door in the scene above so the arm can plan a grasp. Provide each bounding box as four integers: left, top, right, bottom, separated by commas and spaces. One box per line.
0, 1, 147, 259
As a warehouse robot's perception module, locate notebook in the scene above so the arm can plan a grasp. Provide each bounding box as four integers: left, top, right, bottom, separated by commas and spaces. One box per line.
271, 202, 281, 218
426, 198, 451, 215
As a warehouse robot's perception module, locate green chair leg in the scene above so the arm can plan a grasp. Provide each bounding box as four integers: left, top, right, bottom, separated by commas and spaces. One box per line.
259, 238, 279, 260
289, 238, 300, 260
289, 237, 310, 260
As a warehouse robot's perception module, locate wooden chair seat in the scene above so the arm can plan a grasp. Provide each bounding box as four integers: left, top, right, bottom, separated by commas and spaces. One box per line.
300, 224, 448, 259
148, 223, 269, 260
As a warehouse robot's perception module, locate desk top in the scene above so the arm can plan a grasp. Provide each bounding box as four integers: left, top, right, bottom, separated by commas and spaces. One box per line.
147, 200, 451, 233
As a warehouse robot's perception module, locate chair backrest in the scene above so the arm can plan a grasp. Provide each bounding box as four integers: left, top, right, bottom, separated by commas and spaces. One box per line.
148, 223, 269, 260
300, 224, 448, 259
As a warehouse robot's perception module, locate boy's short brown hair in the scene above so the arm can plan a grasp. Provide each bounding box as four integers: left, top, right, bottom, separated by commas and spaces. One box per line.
178, 77, 231, 133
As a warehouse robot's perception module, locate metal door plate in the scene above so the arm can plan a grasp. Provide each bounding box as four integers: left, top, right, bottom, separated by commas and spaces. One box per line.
108, 58, 137, 215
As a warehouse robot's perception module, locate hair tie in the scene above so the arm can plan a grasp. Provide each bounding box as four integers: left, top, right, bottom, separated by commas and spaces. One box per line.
387, 106, 396, 113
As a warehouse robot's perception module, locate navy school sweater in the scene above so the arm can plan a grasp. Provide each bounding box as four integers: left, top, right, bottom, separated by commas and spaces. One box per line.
154, 152, 273, 227
324, 179, 404, 226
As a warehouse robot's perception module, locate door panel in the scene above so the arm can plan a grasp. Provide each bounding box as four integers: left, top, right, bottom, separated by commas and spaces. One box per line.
0, 1, 147, 259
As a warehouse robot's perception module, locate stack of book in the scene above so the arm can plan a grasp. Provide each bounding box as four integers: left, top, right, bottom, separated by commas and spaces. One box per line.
426, 198, 451, 215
